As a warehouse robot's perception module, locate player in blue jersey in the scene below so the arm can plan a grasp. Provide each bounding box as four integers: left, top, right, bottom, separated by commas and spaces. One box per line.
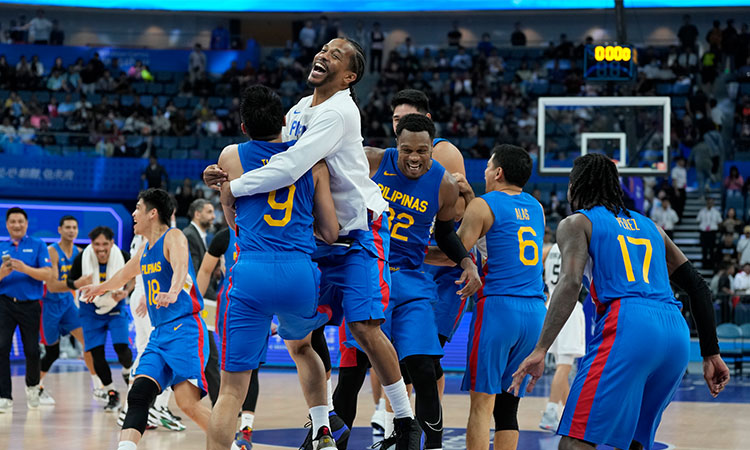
510, 153, 730, 450
207, 85, 341, 450
427, 144, 546, 450
39, 215, 98, 405
81, 188, 213, 450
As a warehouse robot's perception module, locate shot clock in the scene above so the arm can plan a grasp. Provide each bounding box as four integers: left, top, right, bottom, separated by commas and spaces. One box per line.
583, 44, 638, 82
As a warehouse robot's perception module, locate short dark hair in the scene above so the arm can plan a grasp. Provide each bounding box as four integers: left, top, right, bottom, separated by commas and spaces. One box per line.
188, 198, 211, 221
139, 188, 174, 226
490, 144, 532, 188
396, 113, 435, 141
391, 89, 430, 114
6, 207, 27, 221
240, 85, 284, 141
59, 215, 78, 226
88, 226, 114, 241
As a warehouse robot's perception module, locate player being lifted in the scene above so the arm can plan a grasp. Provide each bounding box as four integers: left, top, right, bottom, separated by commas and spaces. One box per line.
511, 153, 730, 450
427, 144, 546, 450
81, 188, 212, 450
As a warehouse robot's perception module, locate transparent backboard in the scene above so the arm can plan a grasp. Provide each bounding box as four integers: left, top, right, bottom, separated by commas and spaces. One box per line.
537, 97, 671, 175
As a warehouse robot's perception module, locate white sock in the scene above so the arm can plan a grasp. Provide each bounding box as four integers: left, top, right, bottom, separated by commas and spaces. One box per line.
384, 411, 395, 437
91, 374, 102, 389
241, 412, 255, 430
377, 398, 385, 411
154, 389, 171, 409
117, 441, 137, 450
310, 405, 330, 434
326, 378, 334, 412
382, 379, 413, 419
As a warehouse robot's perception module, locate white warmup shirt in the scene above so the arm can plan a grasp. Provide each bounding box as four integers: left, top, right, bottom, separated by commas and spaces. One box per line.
229, 89, 387, 234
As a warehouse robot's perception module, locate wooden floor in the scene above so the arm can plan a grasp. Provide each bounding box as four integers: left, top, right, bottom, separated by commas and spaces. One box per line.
1, 365, 749, 450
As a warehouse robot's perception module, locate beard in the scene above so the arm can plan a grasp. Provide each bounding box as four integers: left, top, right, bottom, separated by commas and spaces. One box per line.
307, 69, 336, 88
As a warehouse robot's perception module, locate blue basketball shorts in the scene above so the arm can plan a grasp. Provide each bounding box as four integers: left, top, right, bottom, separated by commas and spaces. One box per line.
461, 295, 546, 395
426, 264, 471, 343
40, 296, 81, 345
79, 306, 130, 352
135, 313, 209, 396
557, 298, 690, 450
222, 251, 328, 372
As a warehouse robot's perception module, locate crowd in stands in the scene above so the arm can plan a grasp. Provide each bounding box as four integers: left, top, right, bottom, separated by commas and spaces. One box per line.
1, 9, 65, 45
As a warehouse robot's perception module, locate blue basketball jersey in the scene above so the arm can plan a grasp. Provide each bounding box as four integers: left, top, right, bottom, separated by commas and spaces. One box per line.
220, 229, 239, 292
44, 243, 79, 303
371, 147, 445, 270
481, 191, 545, 300
140, 229, 204, 327
578, 206, 678, 306
235, 140, 316, 255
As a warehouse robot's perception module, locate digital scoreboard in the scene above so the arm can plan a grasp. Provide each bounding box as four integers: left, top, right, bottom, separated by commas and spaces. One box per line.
583, 44, 638, 82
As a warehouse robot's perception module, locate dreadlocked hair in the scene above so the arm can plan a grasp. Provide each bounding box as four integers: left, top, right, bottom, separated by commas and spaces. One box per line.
343, 38, 366, 106
568, 153, 630, 217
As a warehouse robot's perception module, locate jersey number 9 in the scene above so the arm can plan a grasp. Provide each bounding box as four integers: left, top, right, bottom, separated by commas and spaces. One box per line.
264, 185, 295, 227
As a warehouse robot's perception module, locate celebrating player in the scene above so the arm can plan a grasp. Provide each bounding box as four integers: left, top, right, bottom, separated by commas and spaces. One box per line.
203, 38, 423, 449
81, 188, 212, 450
427, 144, 546, 450
510, 153, 730, 450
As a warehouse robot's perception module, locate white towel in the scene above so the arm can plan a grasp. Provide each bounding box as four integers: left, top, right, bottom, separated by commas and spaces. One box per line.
81, 243, 126, 315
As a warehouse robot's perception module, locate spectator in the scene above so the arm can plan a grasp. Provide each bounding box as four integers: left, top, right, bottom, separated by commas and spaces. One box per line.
397, 37, 416, 59
724, 165, 744, 196
0, 207, 53, 411
188, 43, 206, 83
96, 70, 115, 92
722, 19, 739, 69
49, 19, 64, 45
17, 118, 35, 143
127, 60, 143, 79
677, 14, 699, 50
451, 47, 472, 71
706, 20, 723, 50
697, 197, 722, 271
447, 21, 462, 47
734, 263, 750, 294
29, 55, 43, 79
80, 62, 99, 95
689, 126, 718, 199
24, 9, 52, 44
183, 199, 216, 296
277, 49, 295, 69
46, 69, 65, 91
174, 178, 196, 218
715, 232, 739, 268
737, 226, 750, 265
671, 156, 687, 218
477, 32, 494, 57
370, 22, 385, 73
141, 155, 168, 189
721, 208, 743, 236
353, 21, 368, 49
650, 198, 679, 239
511, 22, 526, 46
210, 24, 230, 50
315, 16, 336, 48
701, 45, 720, 85
0, 117, 17, 141
714, 262, 735, 297
35, 119, 55, 146
298, 20, 317, 64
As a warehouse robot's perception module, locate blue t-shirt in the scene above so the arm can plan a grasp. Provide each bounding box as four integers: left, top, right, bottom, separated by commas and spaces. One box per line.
481, 191, 545, 300
235, 140, 316, 255
371, 147, 445, 270
0, 235, 51, 301
44, 242, 80, 303
140, 229, 204, 327
578, 206, 678, 307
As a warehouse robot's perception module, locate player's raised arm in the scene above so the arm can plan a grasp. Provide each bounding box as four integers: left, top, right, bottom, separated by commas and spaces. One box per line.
79, 243, 145, 302
312, 160, 340, 244
661, 226, 729, 397
509, 213, 590, 396
229, 109, 344, 198
159, 228, 190, 307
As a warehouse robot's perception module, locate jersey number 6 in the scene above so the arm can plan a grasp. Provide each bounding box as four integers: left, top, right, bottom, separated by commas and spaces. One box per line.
517, 226, 539, 266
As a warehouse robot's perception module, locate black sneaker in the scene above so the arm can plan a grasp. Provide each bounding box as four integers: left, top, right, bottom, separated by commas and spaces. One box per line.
373, 417, 421, 450
312, 426, 337, 450
104, 389, 120, 412
300, 412, 349, 450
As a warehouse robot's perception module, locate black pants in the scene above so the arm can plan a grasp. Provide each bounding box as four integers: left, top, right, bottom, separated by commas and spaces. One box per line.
700, 230, 718, 272
206, 331, 220, 405
370, 49, 383, 73
0, 296, 41, 399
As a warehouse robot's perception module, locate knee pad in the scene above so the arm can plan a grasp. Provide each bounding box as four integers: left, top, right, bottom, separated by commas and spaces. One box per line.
493, 392, 520, 431
113, 343, 133, 368
399, 362, 412, 386
403, 355, 437, 386
122, 377, 160, 434
433, 358, 444, 380
311, 327, 331, 373
41, 342, 60, 372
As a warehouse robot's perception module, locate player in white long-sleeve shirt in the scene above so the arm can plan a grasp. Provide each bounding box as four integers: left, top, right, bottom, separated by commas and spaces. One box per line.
203, 38, 422, 450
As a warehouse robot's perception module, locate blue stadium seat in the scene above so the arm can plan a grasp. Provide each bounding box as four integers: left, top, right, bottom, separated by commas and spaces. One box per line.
189, 149, 207, 159
178, 136, 197, 148
55, 133, 70, 145
140, 95, 153, 106
740, 83, 750, 95
671, 96, 687, 108
155, 71, 174, 82
45, 145, 62, 155
132, 83, 147, 94
18, 91, 32, 102
120, 95, 134, 106
147, 83, 164, 95
171, 149, 189, 159
188, 97, 201, 108
655, 83, 672, 95
154, 147, 171, 159
207, 97, 224, 109
198, 136, 215, 150
672, 83, 691, 95
157, 95, 169, 108
49, 117, 65, 131
87, 93, 101, 104
35, 91, 50, 103
164, 84, 179, 95
62, 145, 79, 155
53, 92, 67, 102
549, 83, 565, 95
173, 96, 188, 108
530, 82, 549, 95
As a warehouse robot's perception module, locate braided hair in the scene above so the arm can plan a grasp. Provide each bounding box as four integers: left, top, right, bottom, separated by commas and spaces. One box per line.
568, 153, 630, 217
343, 38, 366, 106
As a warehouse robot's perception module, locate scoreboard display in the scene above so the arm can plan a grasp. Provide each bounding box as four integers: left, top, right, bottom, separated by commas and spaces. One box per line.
583, 44, 638, 82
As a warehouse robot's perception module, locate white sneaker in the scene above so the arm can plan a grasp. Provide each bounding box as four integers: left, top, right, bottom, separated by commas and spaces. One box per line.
117, 407, 127, 427
93, 388, 108, 403
371, 407, 385, 435
0, 398, 12, 413
25, 386, 40, 409
154, 406, 186, 431
539, 408, 559, 431
38, 387, 55, 406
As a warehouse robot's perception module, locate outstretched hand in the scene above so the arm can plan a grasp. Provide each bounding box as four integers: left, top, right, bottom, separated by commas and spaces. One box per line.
703, 354, 730, 398
508, 348, 546, 397
456, 258, 482, 299
79, 284, 106, 303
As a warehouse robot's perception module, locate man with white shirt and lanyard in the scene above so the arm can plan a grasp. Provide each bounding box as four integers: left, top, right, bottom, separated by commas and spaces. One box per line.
203, 38, 422, 449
